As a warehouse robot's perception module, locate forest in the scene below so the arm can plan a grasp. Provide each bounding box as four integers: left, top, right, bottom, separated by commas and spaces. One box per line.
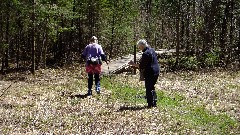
0, 0, 240, 134
0, 0, 240, 74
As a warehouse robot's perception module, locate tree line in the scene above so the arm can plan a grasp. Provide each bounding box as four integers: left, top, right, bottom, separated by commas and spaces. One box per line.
0, 0, 240, 74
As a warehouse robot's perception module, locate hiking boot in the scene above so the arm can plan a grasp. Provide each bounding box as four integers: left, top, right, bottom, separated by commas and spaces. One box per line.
152, 90, 157, 107
96, 87, 101, 94
87, 90, 92, 96
147, 104, 157, 108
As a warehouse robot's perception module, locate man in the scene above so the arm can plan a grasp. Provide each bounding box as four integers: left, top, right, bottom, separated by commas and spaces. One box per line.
129, 39, 160, 107
82, 36, 107, 95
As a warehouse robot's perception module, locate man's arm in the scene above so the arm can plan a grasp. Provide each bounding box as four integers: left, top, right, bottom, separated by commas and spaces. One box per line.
139, 53, 150, 69
129, 53, 150, 69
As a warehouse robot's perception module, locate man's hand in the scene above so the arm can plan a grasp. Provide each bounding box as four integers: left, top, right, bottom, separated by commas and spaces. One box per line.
128, 60, 135, 66
128, 60, 139, 68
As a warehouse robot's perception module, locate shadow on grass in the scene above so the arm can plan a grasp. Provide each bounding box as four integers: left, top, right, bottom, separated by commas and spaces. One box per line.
0, 103, 15, 109
117, 105, 148, 112
70, 94, 89, 99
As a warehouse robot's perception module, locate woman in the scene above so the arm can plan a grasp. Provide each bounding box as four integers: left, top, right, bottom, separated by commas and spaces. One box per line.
82, 36, 107, 95
129, 39, 160, 107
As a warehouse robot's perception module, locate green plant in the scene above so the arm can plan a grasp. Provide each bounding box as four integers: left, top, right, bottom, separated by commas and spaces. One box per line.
179, 56, 199, 70
202, 49, 221, 67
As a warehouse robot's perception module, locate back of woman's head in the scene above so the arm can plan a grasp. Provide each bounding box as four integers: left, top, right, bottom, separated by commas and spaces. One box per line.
90, 36, 98, 44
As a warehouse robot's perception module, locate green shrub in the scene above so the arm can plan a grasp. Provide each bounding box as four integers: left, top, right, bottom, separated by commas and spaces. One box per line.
165, 56, 199, 71
179, 56, 199, 70
166, 57, 177, 71
202, 49, 221, 67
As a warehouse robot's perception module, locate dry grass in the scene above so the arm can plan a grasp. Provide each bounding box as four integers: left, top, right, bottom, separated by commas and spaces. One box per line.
0, 67, 239, 134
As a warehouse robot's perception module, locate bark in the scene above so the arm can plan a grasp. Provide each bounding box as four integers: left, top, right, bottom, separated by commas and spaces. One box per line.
175, 0, 181, 68
220, 2, 232, 65
31, 0, 35, 74
186, 1, 190, 55
0, 6, 3, 73
238, 17, 240, 63
42, 31, 47, 69
16, 14, 23, 69
4, 3, 10, 71
145, 0, 152, 43
203, 0, 221, 53
192, 0, 198, 56
109, 1, 117, 59
228, 0, 234, 63
67, 0, 76, 64
180, 12, 184, 50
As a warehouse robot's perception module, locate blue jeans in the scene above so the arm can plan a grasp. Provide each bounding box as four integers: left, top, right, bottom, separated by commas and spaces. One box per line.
88, 73, 100, 91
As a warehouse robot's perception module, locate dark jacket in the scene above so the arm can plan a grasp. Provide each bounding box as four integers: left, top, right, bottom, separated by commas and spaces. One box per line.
139, 47, 160, 78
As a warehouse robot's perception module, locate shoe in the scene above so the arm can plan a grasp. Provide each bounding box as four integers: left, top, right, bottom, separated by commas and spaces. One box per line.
147, 105, 153, 108
152, 100, 157, 107
147, 104, 157, 108
96, 87, 100, 94
87, 90, 92, 96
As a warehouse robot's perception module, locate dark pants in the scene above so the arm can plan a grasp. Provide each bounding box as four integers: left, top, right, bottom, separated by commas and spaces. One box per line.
88, 73, 100, 91
145, 74, 158, 107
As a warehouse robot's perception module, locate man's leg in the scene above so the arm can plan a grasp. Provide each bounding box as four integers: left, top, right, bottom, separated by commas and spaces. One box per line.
88, 74, 93, 95
145, 78, 154, 107
152, 75, 158, 107
151, 75, 159, 107
145, 75, 159, 107
94, 73, 100, 94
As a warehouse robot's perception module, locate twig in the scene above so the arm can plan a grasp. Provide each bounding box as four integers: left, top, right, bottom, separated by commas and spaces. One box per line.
0, 83, 13, 97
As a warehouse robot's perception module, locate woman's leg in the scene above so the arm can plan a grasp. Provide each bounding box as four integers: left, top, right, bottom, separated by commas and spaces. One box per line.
94, 73, 100, 94
88, 74, 94, 95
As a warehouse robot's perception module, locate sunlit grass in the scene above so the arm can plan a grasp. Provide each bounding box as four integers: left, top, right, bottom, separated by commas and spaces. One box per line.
101, 76, 240, 134
1, 69, 239, 134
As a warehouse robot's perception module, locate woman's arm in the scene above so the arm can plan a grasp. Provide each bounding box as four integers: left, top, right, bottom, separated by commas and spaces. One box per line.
81, 45, 88, 59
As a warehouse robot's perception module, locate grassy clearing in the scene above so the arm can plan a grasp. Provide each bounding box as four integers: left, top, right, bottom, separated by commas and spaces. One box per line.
101, 75, 240, 134
0, 68, 239, 134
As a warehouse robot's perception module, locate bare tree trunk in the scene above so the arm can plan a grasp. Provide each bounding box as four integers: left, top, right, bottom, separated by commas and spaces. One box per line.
180, 12, 184, 50
16, 10, 23, 70
42, 31, 47, 69
36, 32, 42, 69
88, 0, 94, 37
145, 0, 152, 43
4, 4, 10, 71
186, 1, 190, 55
220, 2, 230, 65
228, 0, 234, 64
175, 0, 181, 68
109, 1, 117, 59
238, 17, 240, 63
0, 7, 4, 73
77, 1, 84, 55
67, 0, 76, 64
203, 0, 221, 54
192, 0, 198, 56
31, 0, 35, 74
16, 33, 20, 69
